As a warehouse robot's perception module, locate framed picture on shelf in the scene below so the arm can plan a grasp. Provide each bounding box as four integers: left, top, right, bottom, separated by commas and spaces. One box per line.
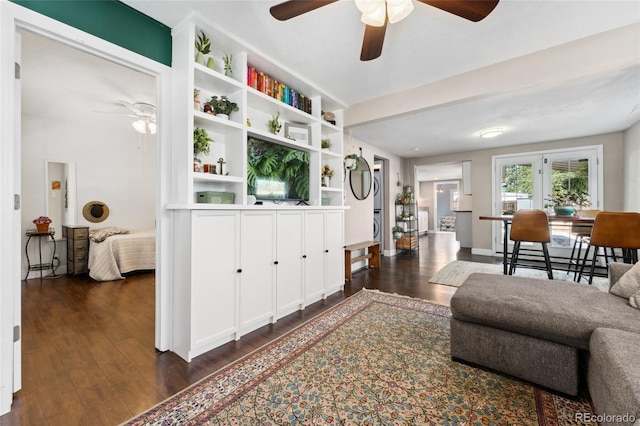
284, 123, 311, 145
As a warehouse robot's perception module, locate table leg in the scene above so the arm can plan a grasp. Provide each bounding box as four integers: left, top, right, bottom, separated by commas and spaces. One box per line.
369, 244, 380, 268
503, 220, 509, 275
344, 251, 352, 281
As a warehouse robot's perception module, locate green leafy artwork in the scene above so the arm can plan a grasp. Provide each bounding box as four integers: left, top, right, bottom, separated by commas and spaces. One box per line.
247, 138, 309, 200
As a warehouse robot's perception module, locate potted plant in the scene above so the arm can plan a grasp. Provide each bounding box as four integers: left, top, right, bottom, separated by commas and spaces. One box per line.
344, 153, 358, 171
193, 127, 213, 169
392, 225, 404, 239
222, 51, 233, 76
397, 189, 413, 204
204, 95, 238, 119
544, 189, 591, 216
194, 30, 211, 65
321, 164, 334, 187
33, 216, 52, 232
321, 139, 332, 150
268, 112, 282, 135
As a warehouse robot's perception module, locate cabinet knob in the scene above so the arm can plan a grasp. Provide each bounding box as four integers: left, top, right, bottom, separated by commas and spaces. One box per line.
325, 249, 329, 253
236, 268, 242, 273
302, 255, 307, 259
274, 261, 279, 265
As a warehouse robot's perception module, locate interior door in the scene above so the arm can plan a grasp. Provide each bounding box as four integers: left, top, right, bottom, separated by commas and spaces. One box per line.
13, 30, 23, 396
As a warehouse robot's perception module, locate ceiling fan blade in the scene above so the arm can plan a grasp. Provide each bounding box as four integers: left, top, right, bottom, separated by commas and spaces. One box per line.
270, 0, 338, 21
418, 0, 499, 22
360, 20, 388, 61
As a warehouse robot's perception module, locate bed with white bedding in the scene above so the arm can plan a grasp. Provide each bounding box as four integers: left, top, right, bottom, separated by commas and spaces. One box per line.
88, 228, 155, 281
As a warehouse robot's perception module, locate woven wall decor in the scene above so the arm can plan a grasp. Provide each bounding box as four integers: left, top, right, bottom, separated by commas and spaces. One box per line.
82, 201, 109, 223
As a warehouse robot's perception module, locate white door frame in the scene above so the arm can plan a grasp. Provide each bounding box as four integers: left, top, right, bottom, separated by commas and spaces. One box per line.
0, 1, 173, 414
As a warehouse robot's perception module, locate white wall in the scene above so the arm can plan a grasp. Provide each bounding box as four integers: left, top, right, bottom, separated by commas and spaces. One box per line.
623, 121, 640, 212
344, 134, 403, 261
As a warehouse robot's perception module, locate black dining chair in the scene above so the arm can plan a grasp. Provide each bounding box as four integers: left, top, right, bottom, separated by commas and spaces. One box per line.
509, 209, 554, 279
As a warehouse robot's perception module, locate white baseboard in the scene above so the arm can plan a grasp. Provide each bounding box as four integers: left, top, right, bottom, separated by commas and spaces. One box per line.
471, 248, 494, 256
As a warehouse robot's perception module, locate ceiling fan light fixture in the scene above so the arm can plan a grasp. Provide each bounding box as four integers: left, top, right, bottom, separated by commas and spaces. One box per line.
355, 0, 380, 14
387, 0, 414, 24
133, 119, 147, 134
148, 121, 157, 134
360, 0, 386, 26
479, 127, 504, 138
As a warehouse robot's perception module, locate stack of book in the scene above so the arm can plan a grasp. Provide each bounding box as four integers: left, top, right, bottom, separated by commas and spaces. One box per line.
247, 66, 312, 115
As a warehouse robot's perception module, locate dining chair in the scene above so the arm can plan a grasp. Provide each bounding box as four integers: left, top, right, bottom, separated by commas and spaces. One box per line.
509, 209, 554, 279
566, 209, 601, 280
577, 212, 640, 284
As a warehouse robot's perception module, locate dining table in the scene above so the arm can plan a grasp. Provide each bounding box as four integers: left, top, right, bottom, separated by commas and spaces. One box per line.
479, 214, 596, 274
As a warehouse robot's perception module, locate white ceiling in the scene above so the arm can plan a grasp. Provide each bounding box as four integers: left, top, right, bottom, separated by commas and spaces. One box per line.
121, 0, 640, 159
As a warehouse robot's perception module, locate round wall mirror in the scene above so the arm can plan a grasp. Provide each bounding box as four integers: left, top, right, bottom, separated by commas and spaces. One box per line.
350, 157, 372, 200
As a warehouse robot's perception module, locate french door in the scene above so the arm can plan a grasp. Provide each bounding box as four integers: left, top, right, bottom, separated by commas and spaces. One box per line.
493, 146, 602, 254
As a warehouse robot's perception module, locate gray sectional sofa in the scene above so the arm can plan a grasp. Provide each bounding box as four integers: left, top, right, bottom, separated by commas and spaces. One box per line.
450, 263, 639, 426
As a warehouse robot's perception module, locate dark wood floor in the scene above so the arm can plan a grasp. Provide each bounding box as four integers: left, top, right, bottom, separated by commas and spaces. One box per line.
2, 232, 500, 425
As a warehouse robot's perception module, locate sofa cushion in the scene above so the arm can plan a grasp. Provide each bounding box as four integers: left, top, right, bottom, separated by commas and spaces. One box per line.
610, 261, 640, 298
630, 290, 640, 310
451, 273, 640, 350
588, 328, 640, 425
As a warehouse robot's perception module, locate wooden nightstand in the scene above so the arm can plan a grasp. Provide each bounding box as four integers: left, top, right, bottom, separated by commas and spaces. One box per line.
62, 225, 89, 275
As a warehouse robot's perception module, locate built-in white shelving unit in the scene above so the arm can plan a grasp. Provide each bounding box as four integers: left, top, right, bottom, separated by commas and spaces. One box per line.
171, 13, 345, 207
168, 14, 347, 362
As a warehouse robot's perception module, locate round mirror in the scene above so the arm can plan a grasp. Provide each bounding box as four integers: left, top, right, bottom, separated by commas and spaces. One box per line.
349, 157, 372, 200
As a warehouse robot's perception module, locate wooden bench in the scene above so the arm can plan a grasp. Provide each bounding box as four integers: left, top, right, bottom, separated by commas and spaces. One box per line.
344, 241, 381, 281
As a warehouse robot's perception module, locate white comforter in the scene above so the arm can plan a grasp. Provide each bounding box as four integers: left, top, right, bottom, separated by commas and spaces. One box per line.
88, 230, 155, 281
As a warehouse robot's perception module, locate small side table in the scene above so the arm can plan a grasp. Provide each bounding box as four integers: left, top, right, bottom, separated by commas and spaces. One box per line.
24, 228, 57, 280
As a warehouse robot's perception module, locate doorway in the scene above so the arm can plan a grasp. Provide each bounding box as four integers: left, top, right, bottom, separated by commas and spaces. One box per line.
1, 5, 171, 413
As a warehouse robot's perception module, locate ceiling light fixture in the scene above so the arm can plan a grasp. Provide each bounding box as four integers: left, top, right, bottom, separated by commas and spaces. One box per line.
132, 118, 156, 135
479, 128, 504, 139
356, 0, 414, 26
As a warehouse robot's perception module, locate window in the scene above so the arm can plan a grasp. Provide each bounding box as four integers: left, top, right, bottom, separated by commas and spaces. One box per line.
492, 145, 603, 253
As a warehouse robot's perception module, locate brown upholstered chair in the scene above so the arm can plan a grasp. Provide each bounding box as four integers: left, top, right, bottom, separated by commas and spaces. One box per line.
578, 212, 640, 284
509, 209, 554, 279
566, 209, 601, 280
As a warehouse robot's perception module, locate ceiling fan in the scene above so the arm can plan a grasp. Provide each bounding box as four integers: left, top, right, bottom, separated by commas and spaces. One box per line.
270, 0, 499, 61
96, 101, 157, 134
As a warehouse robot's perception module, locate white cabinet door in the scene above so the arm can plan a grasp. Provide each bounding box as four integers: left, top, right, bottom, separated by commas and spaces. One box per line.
191, 211, 239, 354
240, 211, 276, 333
324, 211, 344, 293
304, 211, 326, 303
276, 211, 304, 319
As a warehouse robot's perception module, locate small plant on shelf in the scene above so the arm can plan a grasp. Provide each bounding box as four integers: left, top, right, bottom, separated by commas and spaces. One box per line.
222, 51, 233, 76
33, 216, 52, 225
268, 112, 282, 135
193, 127, 213, 160
204, 95, 238, 117
321, 165, 334, 187
392, 225, 404, 239
397, 189, 413, 204
321, 139, 332, 149
194, 30, 211, 65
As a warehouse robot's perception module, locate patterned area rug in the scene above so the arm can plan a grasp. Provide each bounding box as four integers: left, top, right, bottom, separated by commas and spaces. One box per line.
124, 289, 595, 425
429, 260, 609, 291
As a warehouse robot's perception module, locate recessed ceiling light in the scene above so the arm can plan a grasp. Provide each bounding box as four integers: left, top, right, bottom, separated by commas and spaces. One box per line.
412, 147, 420, 151
479, 128, 504, 138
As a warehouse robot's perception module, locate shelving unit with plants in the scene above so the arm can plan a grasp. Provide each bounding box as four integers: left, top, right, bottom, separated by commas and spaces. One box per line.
171, 14, 344, 208
394, 194, 420, 253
